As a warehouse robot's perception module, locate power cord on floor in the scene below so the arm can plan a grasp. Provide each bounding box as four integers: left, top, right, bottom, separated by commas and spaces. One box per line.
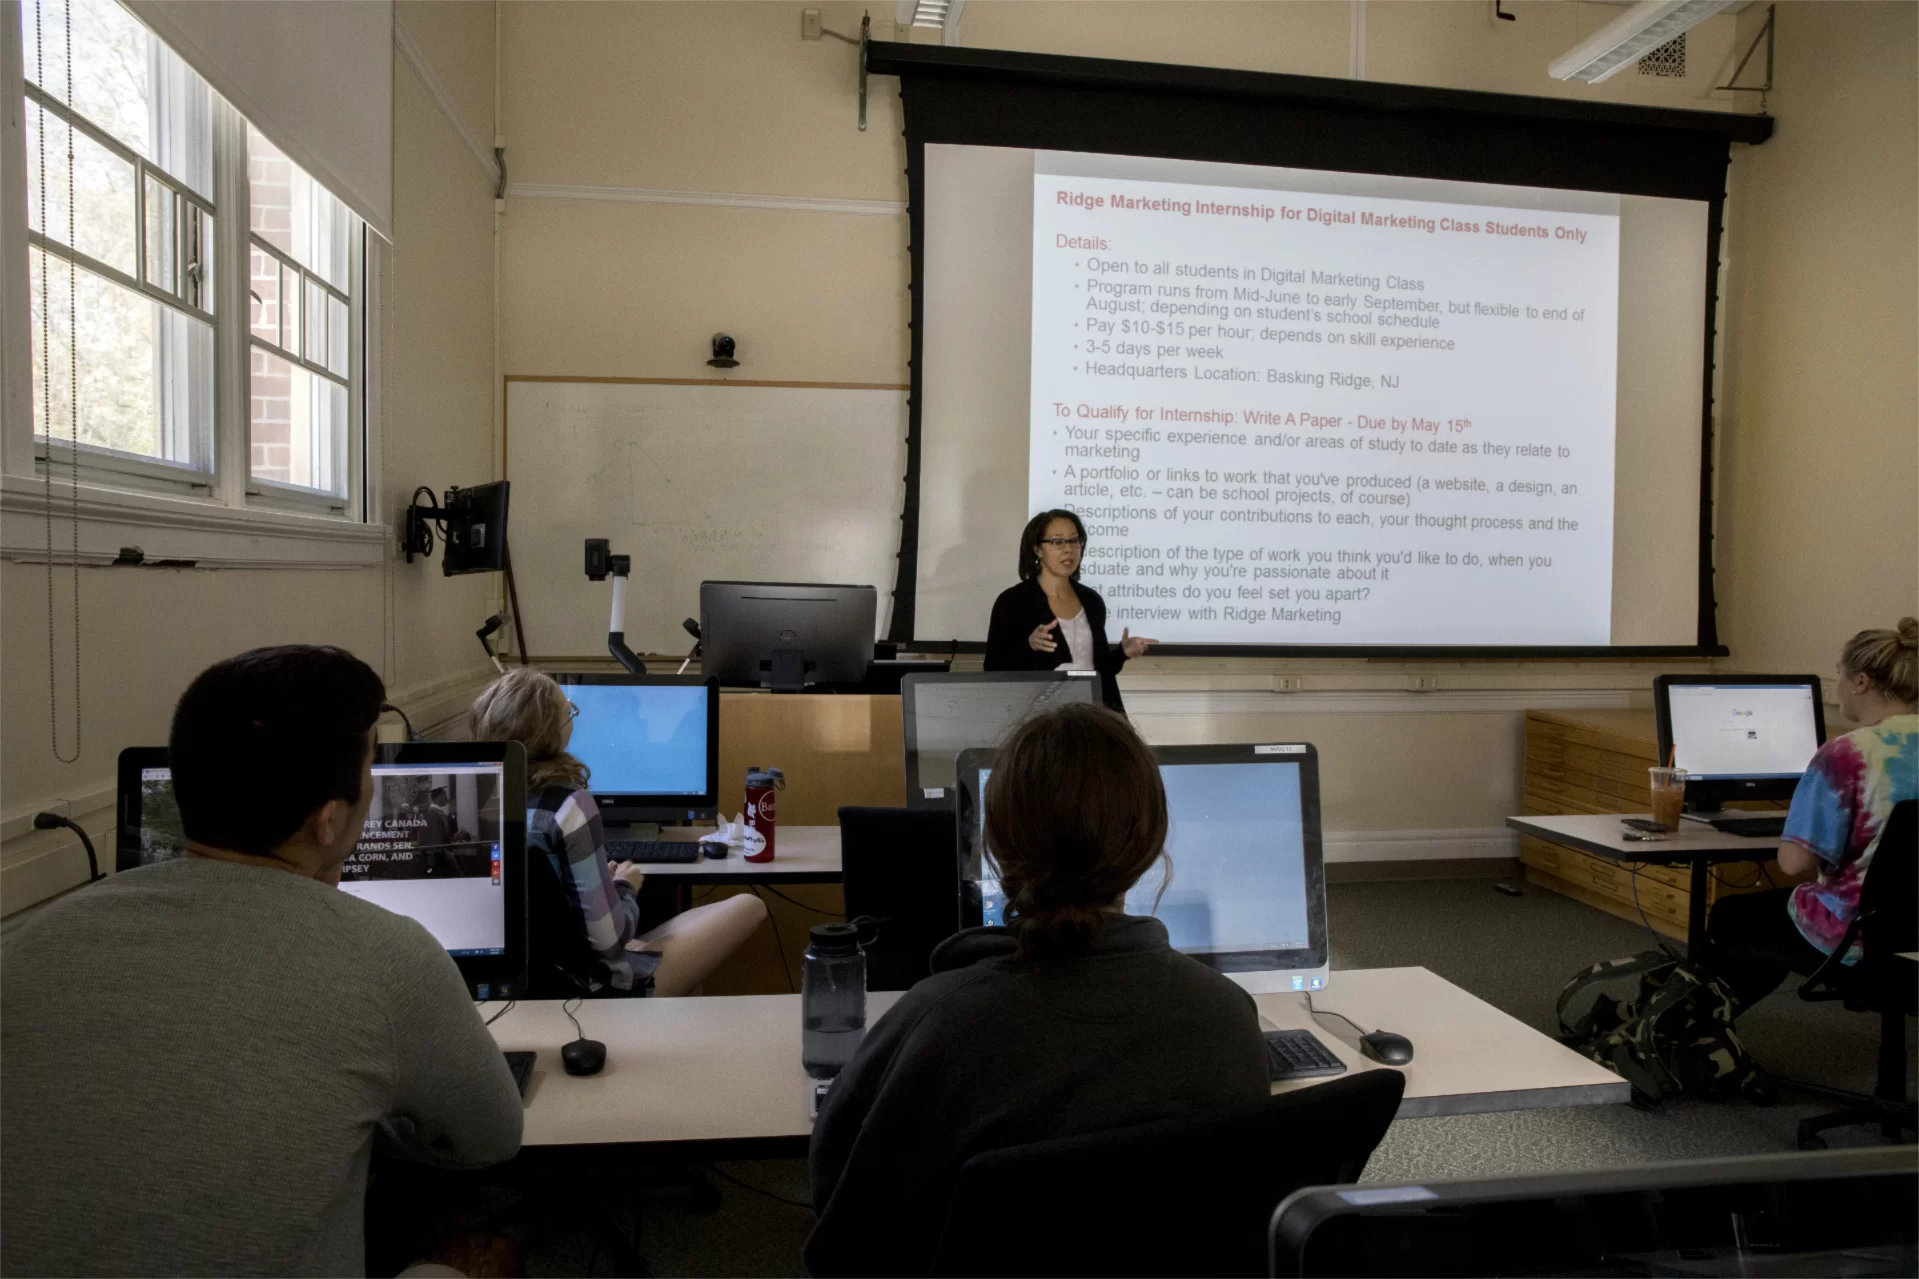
704, 1164, 815, 1212
757, 883, 845, 916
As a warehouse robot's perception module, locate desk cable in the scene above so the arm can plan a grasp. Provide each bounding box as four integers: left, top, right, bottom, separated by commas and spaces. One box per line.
561, 996, 586, 1042
481, 1000, 517, 1027
1304, 994, 1369, 1036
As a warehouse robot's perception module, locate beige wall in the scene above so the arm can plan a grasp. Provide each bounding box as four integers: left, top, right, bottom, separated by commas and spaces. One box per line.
1, 9, 502, 911
1718, 1, 1919, 683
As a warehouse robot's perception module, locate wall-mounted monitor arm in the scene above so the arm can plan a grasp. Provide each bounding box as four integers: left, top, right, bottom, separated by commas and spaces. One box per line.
585, 538, 647, 674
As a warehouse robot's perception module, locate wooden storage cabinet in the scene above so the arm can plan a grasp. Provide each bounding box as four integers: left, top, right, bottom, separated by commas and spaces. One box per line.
1521, 709, 1771, 940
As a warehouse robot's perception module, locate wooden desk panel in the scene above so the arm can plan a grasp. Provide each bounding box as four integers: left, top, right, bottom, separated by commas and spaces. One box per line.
717, 693, 905, 823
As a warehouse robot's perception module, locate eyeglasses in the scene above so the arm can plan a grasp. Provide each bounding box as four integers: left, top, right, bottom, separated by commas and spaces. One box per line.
566, 700, 580, 720
1039, 537, 1085, 549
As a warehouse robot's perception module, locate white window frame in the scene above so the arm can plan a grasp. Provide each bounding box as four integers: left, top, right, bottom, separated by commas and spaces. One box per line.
0, 1, 382, 567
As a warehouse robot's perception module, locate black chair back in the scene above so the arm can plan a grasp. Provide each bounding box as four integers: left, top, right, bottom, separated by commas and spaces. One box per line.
839, 806, 960, 991
524, 792, 610, 999
928, 1067, 1405, 1278
1860, 801, 1916, 961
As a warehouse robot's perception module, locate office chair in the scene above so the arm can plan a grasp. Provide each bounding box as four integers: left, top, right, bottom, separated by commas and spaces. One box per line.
1783, 800, 1916, 1148
839, 806, 961, 991
524, 828, 623, 1000
927, 1068, 1405, 1278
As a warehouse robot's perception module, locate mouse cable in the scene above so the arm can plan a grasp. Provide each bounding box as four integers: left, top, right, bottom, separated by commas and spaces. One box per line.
482, 999, 517, 1027
1304, 993, 1370, 1036
703, 1163, 816, 1213
562, 995, 585, 1042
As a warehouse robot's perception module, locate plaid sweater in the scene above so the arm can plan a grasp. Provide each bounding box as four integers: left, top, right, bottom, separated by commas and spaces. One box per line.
528, 785, 651, 992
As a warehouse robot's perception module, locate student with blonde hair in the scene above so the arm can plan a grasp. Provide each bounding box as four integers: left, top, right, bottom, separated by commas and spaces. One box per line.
471, 667, 766, 997
1705, 618, 1918, 1011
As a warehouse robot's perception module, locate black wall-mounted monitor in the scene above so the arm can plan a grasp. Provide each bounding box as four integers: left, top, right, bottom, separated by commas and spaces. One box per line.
117, 741, 529, 1000
551, 674, 721, 826
1654, 674, 1825, 812
440, 481, 510, 576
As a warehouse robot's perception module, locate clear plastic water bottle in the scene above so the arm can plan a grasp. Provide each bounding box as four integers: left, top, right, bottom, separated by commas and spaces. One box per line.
802, 922, 866, 1080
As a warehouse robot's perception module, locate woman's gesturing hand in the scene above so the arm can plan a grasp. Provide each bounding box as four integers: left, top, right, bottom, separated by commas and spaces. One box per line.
1028, 618, 1060, 653
1119, 628, 1156, 660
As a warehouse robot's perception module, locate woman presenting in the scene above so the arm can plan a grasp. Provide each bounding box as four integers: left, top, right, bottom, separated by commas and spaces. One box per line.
984, 509, 1155, 713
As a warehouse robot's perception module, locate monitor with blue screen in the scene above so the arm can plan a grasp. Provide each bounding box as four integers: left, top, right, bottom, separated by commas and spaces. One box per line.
955, 742, 1328, 993
553, 674, 720, 824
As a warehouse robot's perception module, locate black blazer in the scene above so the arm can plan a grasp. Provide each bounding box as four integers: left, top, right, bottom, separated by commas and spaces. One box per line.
983, 578, 1127, 714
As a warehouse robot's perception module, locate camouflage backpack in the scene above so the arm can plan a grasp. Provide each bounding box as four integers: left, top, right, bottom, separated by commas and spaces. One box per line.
1555, 950, 1762, 1108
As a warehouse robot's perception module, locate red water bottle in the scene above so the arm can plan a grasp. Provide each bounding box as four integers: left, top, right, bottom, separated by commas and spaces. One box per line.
745, 766, 784, 863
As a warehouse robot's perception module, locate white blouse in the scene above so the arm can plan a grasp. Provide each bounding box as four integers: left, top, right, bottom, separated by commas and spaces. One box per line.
1054, 609, 1096, 672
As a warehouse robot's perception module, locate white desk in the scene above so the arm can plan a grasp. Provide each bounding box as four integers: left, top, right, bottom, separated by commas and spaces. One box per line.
644, 824, 842, 883
1506, 812, 1779, 953
487, 966, 1626, 1153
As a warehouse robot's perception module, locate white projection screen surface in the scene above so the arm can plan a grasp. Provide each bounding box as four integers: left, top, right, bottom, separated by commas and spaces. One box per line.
913, 146, 1710, 650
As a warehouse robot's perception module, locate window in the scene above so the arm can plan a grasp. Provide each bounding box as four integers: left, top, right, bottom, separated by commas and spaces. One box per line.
10, 0, 369, 519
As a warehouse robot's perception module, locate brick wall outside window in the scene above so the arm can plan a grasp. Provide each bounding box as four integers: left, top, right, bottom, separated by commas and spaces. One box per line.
249, 152, 292, 482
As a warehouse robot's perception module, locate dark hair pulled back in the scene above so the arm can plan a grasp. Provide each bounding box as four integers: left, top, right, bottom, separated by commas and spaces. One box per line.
1017, 509, 1087, 582
983, 702, 1168, 960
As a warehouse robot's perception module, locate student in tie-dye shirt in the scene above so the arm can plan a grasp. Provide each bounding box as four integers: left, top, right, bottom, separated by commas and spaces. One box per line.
1706, 619, 1918, 1011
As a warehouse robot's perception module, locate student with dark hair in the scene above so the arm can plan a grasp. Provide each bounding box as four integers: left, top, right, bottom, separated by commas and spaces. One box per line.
983, 508, 1156, 712
805, 702, 1268, 1275
1, 646, 523, 1277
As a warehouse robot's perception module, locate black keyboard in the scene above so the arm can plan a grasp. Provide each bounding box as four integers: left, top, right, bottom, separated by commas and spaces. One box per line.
1709, 815, 1786, 839
606, 839, 702, 864
503, 1050, 535, 1098
1265, 1029, 1347, 1082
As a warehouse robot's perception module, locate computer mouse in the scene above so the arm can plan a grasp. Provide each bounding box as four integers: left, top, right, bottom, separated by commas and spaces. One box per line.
1359, 1030, 1414, 1066
561, 1038, 607, 1076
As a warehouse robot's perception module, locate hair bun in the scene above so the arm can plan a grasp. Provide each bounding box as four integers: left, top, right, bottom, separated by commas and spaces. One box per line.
1900, 616, 1918, 649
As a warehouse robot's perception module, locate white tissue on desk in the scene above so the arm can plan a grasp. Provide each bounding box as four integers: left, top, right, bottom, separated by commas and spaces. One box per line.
709, 814, 747, 847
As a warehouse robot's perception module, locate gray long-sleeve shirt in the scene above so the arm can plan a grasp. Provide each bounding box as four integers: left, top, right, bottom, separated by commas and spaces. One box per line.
1, 857, 523, 1277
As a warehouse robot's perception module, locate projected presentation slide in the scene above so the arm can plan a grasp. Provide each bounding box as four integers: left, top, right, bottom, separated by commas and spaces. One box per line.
918, 147, 1711, 648
343, 764, 507, 956
566, 683, 709, 796
1667, 684, 1821, 779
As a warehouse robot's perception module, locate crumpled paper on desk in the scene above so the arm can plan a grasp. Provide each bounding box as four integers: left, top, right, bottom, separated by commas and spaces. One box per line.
703, 814, 747, 848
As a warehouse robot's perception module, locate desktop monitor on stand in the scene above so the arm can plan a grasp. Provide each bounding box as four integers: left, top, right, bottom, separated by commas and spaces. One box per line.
699, 582, 877, 692
1654, 675, 1826, 816
954, 742, 1330, 993
553, 674, 720, 837
902, 671, 1101, 809
117, 742, 529, 1000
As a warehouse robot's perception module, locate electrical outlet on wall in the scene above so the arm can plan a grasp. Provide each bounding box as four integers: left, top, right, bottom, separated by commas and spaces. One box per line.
1411, 675, 1440, 692
800, 8, 822, 40
1275, 676, 1303, 692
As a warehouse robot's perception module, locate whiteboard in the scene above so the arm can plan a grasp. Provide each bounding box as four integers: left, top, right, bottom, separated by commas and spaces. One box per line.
505, 379, 908, 658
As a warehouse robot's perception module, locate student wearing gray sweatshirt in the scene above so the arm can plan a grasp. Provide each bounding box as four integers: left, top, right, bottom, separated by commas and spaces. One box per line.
1, 647, 523, 1277
806, 703, 1270, 1276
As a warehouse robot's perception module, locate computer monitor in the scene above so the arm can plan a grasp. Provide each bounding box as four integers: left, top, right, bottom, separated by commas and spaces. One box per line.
1270, 1147, 1917, 1278
552, 674, 720, 826
902, 671, 1100, 808
440, 481, 509, 576
1655, 674, 1826, 811
699, 581, 877, 690
116, 742, 528, 999
955, 742, 1329, 991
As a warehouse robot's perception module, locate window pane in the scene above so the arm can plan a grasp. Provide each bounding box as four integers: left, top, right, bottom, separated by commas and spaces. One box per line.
23, 0, 151, 158
247, 126, 351, 292
304, 277, 327, 366
281, 264, 301, 356
251, 347, 346, 496
26, 106, 138, 277
328, 295, 350, 377
248, 245, 278, 345
144, 172, 175, 293
30, 246, 210, 466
